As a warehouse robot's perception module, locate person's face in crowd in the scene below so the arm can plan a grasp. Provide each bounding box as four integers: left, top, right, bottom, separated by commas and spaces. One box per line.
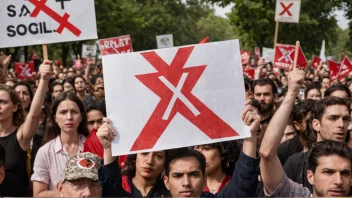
307, 155, 351, 197
67, 71, 75, 78
0, 164, 5, 185
94, 77, 105, 98
254, 85, 274, 113
281, 76, 288, 87
194, 145, 222, 175
63, 68, 68, 75
164, 156, 206, 197
245, 84, 253, 100
58, 178, 101, 198
74, 77, 86, 92
64, 82, 74, 92
322, 78, 331, 89
308, 73, 315, 80
59, 73, 65, 81
268, 74, 276, 81
306, 89, 321, 100
294, 112, 311, 135
314, 76, 320, 82
86, 110, 104, 133
5, 81, 15, 87
52, 85, 64, 99
76, 69, 83, 75
313, 105, 350, 142
0, 90, 17, 122
135, 151, 165, 180
281, 125, 296, 144
55, 99, 82, 134
329, 90, 349, 99
15, 85, 31, 110
261, 67, 268, 77
339, 78, 347, 85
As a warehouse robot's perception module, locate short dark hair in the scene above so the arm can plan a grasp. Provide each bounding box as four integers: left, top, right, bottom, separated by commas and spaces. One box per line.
0, 144, 5, 167
85, 102, 106, 117
244, 79, 252, 92
324, 84, 351, 98
291, 99, 316, 125
252, 78, 277, 95
312, 96, 350, 121
164, 148, 206, 177
91, 74, 103, 85
50, 82, 63, 93
304, 84, 321, 98
308, 140, 352, 173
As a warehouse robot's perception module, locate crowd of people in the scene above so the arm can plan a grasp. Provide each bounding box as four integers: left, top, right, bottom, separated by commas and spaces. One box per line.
0, 50, 352, 198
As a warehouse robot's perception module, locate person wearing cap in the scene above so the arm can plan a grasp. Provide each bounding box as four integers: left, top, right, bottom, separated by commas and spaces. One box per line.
57, 152, 101, 197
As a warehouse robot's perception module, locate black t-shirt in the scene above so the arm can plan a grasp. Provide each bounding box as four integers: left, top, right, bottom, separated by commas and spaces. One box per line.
283, 150, 312, 192
0, 129, 28, 197
278, 135, 303, 165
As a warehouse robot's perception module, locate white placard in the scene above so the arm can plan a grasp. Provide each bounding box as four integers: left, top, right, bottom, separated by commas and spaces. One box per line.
103, 40, 250, 156
82, 44, 97, 58
0, 0, 97, 48
262, 47, 275, 63
275, 0, 301, 23
156, 34, 174, 49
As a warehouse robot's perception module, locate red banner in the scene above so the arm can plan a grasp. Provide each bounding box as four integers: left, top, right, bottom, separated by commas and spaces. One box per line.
337, 56, 352, 80
274, 43, 307, 69
311, 56, 321, 70
243, 68, 255, 79
14, 62, 35, 80
328, 59, 341, 82
98, 35, 133, 56
241, 51, 251, 65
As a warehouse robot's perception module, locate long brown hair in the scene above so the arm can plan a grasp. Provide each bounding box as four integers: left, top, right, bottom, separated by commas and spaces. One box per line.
0, 84, 25, 126
44, 91, 88, 143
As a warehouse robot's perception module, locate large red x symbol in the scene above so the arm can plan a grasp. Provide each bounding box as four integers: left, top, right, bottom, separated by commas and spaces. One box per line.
131, 46, 239, 151
279, 2, 293, 16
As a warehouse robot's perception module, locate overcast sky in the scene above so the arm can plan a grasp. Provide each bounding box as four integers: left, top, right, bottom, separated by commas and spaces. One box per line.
213, 3, 350, 30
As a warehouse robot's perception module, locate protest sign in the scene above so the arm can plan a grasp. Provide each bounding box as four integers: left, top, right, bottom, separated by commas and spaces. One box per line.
156, 34, 174, 49
275, 0, 301, 23
311, 56, 322, 70
82, 44, 97, 59
102, 40, 250, 156
274, 43, 307, 69
98, 35, 133, 56
243, 68, 255, 79
0, 0, 97, 48
328, 59, 341, 82
241, 51, 251, 65
14, 62, 35, 80
337, 56, 352, 80
262, 47, 275, 63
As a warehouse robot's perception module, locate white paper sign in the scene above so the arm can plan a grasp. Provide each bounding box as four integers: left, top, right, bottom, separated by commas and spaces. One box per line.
103, 40, 250, 156
275, 0, 301, 23
82, 44, 97, 58
262, 47, 275, 63
0, 0, 97, 48
156, 34, 174, 49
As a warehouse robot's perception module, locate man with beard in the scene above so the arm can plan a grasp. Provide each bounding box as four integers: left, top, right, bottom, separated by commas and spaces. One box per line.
252, 78, 277, 123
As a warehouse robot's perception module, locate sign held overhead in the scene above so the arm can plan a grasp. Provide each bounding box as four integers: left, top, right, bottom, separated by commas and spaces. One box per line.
275, 0, 301, 23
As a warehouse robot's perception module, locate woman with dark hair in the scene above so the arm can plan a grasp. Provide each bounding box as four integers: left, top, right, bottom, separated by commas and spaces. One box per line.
97, 120, 170, 197
194, 141, 241, 194
31, 91, 89, 197
0, 61, 52, 197
14, 81, 33, 113
305, 85, 321, 100
62, 77, 75, 93
73, 75, 94, 105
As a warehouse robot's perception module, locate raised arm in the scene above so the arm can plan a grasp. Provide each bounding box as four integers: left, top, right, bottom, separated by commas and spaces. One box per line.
259, 68, 304, 194
0, 53, 11, 84
17, 60, 52, 150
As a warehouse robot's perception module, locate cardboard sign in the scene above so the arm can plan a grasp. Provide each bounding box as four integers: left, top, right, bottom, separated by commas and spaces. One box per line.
274, 43, 307, 69
82, 44, 97, 59
241, 51, 251, 65
275, 0, 301, 23
156, 34, 174, 49
102, 40, 250, 156
338, 56, 352, 80
15, 62, 35, 80
262, 47, 275, 63
0, 0, 97, 48
243, 68, 255, 79
98, 35, 133, 56
328, 59, 341, 82
311, 56, 322, 70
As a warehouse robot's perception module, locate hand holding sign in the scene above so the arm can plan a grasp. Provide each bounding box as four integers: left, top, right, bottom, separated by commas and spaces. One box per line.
96, 118, 117, 149
242, 99, 260, 136
39, 60, 53, 81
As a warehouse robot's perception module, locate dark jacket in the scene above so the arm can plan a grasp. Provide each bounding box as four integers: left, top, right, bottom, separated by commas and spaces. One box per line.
99, 151, 259, 197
